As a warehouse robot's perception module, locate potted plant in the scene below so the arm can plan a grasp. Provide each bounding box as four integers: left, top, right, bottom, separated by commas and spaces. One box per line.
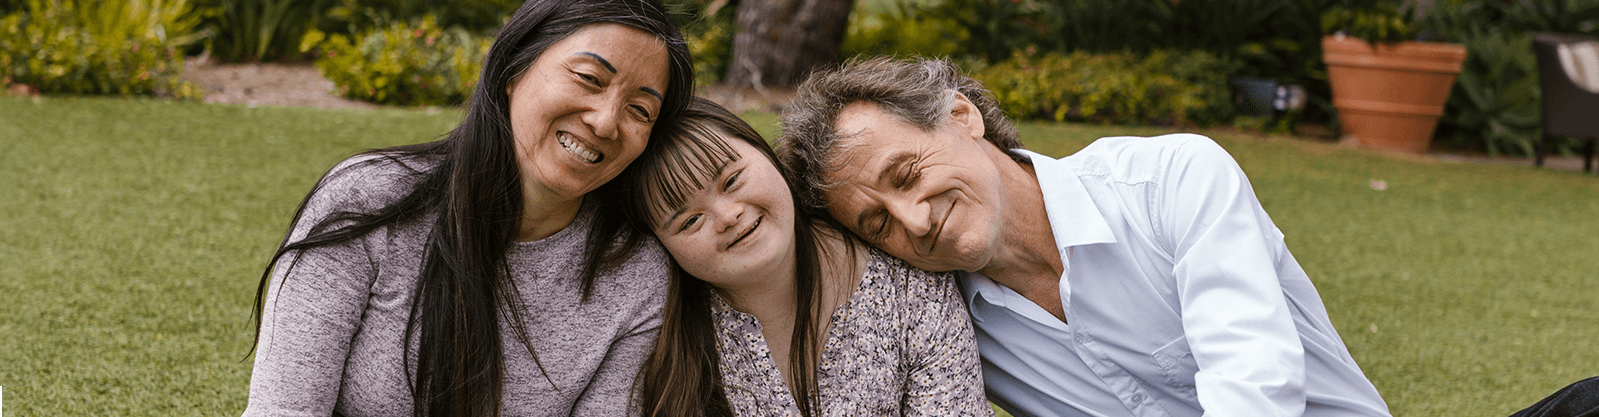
1321, 0, 1467, 153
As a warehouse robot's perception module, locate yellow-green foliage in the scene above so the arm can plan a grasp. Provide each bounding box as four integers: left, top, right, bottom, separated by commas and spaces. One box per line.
971, 50, 1239, 126
685, 17, 731, 86
302, 15, 490, 106
0, 0, 203, 98
842, 6, 969, 59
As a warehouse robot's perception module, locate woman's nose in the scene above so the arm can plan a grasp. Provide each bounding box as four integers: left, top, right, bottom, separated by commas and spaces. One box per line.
583, 100, 621, 141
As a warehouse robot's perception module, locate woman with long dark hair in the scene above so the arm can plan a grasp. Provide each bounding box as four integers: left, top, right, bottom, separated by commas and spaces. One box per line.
242, 0, 693, 415
626, 98, 991, 416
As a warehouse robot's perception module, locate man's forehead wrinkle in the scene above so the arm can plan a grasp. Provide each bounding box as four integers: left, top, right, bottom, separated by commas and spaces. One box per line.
822, 128, 870, 176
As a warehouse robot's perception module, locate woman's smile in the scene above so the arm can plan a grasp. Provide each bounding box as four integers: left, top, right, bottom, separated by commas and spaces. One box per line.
557, 131, 603, 163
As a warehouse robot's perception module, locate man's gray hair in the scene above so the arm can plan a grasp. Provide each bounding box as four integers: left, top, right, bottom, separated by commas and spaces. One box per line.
776, 56, 1021, 213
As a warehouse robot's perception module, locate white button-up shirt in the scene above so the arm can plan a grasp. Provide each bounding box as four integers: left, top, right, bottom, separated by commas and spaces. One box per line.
964, 134, 1390, 417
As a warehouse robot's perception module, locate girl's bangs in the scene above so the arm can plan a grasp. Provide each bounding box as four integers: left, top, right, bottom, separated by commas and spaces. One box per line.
639, 124, 739, 226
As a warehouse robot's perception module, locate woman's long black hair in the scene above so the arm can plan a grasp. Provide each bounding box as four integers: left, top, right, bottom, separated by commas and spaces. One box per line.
625, 97, 855, 417
251, 1, 694, 416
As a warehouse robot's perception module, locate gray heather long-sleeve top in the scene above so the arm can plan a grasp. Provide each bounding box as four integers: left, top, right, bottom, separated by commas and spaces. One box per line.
243, 155, 669, 416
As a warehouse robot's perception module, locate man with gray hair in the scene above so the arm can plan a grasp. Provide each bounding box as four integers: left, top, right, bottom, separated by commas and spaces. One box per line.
776, 56, 1392, 416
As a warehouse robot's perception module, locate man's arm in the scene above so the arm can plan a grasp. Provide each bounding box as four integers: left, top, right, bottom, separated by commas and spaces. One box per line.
1158, 134, 1306, 417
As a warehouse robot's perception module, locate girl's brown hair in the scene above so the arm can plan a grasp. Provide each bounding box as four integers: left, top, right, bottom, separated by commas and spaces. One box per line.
625, 97, 849, 416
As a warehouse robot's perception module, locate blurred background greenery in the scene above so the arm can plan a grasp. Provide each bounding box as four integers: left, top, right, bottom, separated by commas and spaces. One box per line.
3, 0, 1598, 154
3, 0, 1599, 415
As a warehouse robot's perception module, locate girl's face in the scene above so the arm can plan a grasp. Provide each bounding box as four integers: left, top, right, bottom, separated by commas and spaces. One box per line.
652, 136, 796, 289
506, 23, 670, 206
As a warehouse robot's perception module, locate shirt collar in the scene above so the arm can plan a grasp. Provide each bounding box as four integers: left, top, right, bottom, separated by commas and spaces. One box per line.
960, 149, 1118, 307
1015, 148, 1118, 250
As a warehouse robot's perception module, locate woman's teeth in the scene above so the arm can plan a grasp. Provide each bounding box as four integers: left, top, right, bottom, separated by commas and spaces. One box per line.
559, 133, 602, 163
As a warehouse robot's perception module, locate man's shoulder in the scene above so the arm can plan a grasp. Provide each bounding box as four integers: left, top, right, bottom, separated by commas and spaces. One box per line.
1069, 133, 1221, 163
1050, 133, 1232, 181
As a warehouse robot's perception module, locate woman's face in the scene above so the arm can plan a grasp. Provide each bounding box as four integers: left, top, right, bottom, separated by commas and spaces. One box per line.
652, 137, 797, 289
507, 23, 670, 205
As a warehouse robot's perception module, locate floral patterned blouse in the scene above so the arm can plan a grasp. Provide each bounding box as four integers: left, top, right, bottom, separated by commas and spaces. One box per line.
710, 248, 992, 416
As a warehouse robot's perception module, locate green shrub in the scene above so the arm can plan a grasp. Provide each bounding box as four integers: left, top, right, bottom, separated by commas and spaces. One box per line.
318, 0, 519, 35
1321, 0, 1416, 45
914, 0, 1340, 128
190, 0, 516, 62
301, 15, 489, 106
0, 0, 204, 99
971, 50, 1240, 127
191, 0, 338, 62
841, 4, 968, 59
665, 0, 733, 86
1414, 0, 1599, 155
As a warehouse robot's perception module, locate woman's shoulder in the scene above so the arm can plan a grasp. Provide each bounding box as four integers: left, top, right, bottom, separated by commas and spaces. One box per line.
606, 233, 671, 289
287, 152, 440, 242
315, 152, 436, 205
293, 152, 436, 222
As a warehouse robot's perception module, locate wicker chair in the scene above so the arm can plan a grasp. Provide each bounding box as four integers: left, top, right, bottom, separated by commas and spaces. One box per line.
1533, 33, 1599, 172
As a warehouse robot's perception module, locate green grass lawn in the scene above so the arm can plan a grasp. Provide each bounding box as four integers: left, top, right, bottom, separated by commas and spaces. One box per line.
2, 96, 1597, 415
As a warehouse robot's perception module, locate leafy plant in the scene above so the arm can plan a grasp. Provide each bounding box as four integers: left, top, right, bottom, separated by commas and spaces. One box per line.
1434, 27, 1540, 155
1413, 0, 1599, 156
971, 50, 1240, 126
192, 0, 339, 62
841, 3, 968, 59
0, 0, 204, 98
664, 0, 734, 86
1320, 0, 1416, 44
301, 15, 490, 106
317, 0, 521, 36
907, 0, 1344, 129
192, 0, 516, 63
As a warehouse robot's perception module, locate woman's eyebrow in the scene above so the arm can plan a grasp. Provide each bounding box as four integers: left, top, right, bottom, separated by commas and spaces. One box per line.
575, 51, 662, 102
574, 52, 616, 73
640, 87, 663, 102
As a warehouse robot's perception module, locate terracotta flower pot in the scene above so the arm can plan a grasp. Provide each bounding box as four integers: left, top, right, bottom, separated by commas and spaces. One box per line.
1322, 35, 1467, 154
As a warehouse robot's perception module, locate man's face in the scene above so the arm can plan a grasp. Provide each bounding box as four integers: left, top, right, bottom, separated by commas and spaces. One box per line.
822, 100, 1009, 272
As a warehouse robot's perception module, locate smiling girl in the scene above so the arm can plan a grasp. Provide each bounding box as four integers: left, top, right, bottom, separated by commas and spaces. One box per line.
624, 98, 991, 416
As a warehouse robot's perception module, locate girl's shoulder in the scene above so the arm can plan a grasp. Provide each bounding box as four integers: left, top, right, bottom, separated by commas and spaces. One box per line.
854, 248, 960, 313
861, 247, 957, 287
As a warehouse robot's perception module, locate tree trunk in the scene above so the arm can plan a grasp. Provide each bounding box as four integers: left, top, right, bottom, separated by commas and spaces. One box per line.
725, 0, 855, 90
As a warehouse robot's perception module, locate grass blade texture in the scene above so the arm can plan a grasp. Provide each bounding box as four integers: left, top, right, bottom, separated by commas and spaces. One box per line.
1, 96, 1596, 415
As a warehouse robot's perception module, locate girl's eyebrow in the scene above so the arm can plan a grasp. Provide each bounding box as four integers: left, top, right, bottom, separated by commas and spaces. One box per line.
661, 161, 735, 227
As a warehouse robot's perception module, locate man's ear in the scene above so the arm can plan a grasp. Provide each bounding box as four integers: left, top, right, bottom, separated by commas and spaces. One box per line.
946, 90, 986, 142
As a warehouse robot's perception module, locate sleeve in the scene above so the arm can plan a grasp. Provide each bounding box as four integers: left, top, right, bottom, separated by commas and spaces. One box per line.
901, 269, 994, 417
571, 267, 667, 416
243, 161, 383, 417
1157, 135, 1306, 417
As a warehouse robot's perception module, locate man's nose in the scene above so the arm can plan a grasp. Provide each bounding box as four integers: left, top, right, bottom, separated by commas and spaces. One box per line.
885, 198, 932, 237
